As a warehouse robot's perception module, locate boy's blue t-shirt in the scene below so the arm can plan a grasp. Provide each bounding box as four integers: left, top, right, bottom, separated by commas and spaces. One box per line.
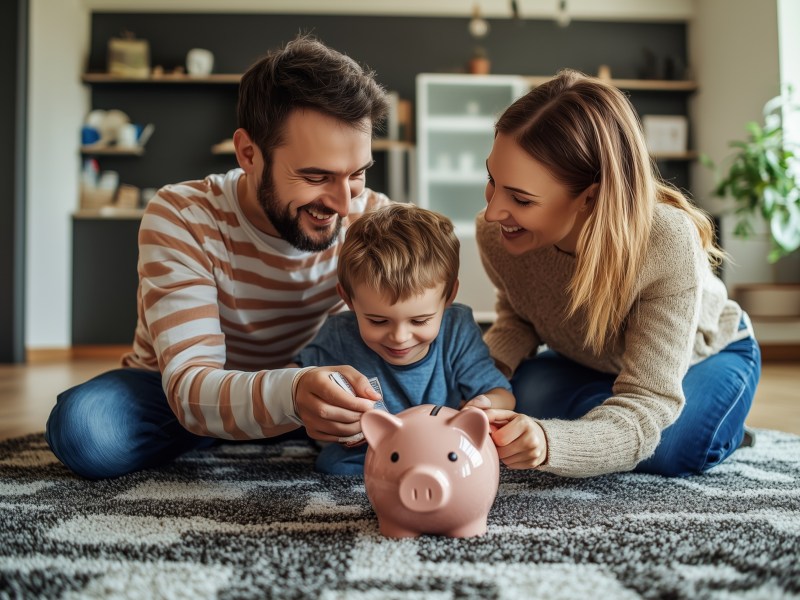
294, 303, 511, 414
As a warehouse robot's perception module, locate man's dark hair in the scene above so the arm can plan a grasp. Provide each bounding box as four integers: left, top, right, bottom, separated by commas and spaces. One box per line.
237, 34, 389, 161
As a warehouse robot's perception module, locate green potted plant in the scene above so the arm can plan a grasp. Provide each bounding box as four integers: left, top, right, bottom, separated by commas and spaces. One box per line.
703, 90, 800, 263
702, 89, 800, 319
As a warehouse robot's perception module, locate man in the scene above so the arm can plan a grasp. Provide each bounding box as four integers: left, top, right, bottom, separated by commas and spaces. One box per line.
46, 35, 389, 479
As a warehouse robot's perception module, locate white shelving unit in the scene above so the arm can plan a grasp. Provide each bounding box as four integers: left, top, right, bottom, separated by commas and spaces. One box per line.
416, 74, 528, 322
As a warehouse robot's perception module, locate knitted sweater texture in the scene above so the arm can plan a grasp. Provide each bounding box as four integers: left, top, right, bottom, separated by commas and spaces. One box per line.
477, 203, 744, 477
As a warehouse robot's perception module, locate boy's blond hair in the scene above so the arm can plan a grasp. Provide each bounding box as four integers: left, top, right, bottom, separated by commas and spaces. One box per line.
338, 204, 460, 304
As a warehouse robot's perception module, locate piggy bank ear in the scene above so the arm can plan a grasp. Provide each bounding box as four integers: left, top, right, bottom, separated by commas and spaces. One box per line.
361, 410, 403, 448
447, 407, 490, 450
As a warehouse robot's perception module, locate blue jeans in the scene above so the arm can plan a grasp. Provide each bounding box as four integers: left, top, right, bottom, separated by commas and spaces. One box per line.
46, 368, 313, 479
45, 369, 218, 479
315, 442, 369, 476
511, 330, 761, 477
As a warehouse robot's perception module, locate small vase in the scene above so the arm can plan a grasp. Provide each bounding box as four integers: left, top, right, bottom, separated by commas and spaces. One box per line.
469, 57, 491, 75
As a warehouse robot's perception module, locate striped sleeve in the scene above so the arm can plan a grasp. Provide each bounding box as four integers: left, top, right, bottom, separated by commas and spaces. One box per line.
137, 192, 301, 439
127, 182, 391, 440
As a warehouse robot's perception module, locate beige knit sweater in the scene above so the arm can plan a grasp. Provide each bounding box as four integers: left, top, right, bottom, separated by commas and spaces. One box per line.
477, 202, 745, 477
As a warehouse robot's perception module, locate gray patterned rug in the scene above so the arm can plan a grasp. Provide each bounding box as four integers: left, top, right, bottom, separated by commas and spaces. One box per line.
1, 430, 799, 599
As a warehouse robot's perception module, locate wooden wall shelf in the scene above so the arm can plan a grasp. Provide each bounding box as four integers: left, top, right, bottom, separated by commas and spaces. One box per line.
211, 138, 414, 155
523, 76, 697, 92
211, 140, 235, 155
80, 145, 144, 156
73, 207, 145, 220
83, 73, 697, 93
371, 139, 415, 151
81, 73, 241, 84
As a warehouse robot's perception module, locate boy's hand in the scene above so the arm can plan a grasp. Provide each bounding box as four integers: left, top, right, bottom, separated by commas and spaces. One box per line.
485, 409, 548, 470
294, 366, 381, 441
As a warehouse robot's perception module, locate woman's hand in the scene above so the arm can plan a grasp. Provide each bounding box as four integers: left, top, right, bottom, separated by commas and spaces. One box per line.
462, 394, 492, 410
463, 387, 516, 412
485, 409, 548, 469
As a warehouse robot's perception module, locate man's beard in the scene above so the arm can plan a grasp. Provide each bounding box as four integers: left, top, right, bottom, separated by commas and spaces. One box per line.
257, 166, 342, 252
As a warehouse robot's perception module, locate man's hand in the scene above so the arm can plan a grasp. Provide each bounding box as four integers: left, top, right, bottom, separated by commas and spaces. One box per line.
294, 366, 381, 441
485, 409, 548, 469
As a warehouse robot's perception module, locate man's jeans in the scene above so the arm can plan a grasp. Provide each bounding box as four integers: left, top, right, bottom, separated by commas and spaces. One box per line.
46, 368, 310, 480
46, 368, 217, 479
510, 329, 761, 477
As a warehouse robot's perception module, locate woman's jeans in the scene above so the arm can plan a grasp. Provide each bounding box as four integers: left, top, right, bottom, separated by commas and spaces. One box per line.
511, 332, 761, 477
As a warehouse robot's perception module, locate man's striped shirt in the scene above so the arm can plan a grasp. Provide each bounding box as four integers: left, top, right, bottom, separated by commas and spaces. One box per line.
122, 168, 388, 439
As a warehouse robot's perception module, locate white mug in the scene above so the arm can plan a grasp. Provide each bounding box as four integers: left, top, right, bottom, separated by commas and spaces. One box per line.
186, 48, 214, 77
117, 123, 139, 147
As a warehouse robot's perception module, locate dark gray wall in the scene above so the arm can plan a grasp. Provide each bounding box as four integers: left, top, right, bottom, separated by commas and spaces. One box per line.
89, 14, 688, 98
0, 0, 27, 363
76, 13, 691, 344
72, 218, 140, 346
87, 13, 691, 192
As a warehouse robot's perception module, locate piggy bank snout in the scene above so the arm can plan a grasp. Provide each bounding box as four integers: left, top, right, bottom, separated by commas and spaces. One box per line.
398, 467, 451, 512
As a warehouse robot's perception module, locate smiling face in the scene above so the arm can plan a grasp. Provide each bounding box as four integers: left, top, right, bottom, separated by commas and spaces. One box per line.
258, 109, 374, 252
484, 133, 595, 256
342, 282, 452, 367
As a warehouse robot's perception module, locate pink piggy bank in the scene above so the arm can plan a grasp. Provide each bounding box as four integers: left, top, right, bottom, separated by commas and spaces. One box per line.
361, 404, 499, 538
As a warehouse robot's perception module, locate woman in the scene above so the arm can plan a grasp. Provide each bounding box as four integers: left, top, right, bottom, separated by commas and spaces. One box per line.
475, 69, 760, 478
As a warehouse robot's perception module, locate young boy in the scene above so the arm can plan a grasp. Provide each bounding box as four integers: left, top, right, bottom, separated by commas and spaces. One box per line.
293, 203, 515, 475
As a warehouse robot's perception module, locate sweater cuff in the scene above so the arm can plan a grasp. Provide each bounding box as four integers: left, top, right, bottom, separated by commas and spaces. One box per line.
263, 367, 308, 427
537, 417, 643, 478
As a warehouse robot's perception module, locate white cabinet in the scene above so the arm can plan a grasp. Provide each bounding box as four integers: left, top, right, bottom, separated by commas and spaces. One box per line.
416, 74, 528, 322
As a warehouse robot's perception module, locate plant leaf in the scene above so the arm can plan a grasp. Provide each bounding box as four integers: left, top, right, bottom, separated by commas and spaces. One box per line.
763, 93, 785, 117
762, 187, 779, 213
699, 153, 715, 169
700, 87, 800, 260
746, 122, 764, 142
770, 203, 800, 256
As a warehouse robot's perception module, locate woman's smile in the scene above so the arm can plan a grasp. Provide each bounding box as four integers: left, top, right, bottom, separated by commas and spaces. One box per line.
500, 222, 526, 240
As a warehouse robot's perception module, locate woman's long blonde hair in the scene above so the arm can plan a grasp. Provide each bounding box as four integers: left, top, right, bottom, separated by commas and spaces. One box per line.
495, 70, 723, 353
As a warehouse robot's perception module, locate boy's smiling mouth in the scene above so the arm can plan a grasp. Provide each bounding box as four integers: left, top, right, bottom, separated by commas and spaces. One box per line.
383, 345, 414, 357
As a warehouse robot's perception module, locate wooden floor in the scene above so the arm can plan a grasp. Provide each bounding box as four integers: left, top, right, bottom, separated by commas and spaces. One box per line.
1, 352, 798, 441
